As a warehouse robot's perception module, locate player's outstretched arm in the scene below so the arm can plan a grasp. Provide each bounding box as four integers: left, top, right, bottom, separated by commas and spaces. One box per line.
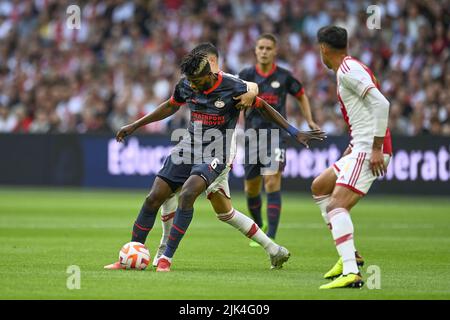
255, 97, 326, 148
116, 99, 181, 142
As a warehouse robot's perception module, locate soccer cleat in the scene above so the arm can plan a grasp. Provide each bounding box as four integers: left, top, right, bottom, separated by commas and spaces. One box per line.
152, 243, 167, 267
323, 251, 365, 279
323, 257, 343, 279
249, 223, 268, 248
104, 261, 125, 270
319, 273, 364, 289
156, 257, 171, 272
269, 246, 290, 269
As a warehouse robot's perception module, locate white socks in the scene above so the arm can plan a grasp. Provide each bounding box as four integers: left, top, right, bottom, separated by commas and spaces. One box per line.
217, 208, 278, 256
328, 208, 358, 275
159, 211, 175, 246
159, 194, 178, 247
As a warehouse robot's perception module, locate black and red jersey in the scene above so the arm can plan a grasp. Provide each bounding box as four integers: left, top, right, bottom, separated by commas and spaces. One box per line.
169, 71, 248, 163
239, 64, 304, 132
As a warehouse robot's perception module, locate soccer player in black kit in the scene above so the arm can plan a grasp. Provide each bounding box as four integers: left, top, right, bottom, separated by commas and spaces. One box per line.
239, 34, 320, 244
104, 51, 325, 272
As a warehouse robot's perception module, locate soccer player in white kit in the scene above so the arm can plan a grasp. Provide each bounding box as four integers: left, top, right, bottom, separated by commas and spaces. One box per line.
312, 26, 392, 289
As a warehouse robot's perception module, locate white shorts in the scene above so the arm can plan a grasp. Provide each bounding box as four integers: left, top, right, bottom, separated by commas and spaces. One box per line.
161, 166, 231, 214
333, 151, 390, 196
206, 165, 231, 200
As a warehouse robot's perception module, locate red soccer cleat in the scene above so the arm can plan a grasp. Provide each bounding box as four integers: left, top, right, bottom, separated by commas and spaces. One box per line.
156, 258, 171, 272
104, 261, 125, 270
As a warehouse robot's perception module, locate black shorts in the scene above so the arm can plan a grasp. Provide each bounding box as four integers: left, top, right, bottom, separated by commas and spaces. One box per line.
244, 136, 286, 180
157, 156, 227, 192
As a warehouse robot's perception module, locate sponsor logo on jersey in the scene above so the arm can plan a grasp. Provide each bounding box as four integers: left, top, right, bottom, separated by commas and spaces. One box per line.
214, 99, 225, 109
191, 111, 225, 125
271, 81, 280, 88
258, 93, 279, 105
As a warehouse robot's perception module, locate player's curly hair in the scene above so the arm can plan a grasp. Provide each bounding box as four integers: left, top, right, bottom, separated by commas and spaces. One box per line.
180, 51, 211, 77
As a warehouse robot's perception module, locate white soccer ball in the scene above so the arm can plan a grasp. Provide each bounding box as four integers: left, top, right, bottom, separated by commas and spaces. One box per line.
119, 242, 151, 270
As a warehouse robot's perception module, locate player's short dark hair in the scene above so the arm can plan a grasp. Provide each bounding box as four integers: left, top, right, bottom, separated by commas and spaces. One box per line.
180, 51, 211, 77
257, 33, 277, 46
317, 26, 347, 50
192, 42, 219, 58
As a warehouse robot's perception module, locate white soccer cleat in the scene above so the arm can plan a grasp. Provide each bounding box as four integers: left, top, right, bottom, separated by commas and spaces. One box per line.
269, 246, 290, 269
152, 243, 167, 267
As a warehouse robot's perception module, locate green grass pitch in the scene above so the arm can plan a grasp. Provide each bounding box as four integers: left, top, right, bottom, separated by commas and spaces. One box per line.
0, 187, 449, 300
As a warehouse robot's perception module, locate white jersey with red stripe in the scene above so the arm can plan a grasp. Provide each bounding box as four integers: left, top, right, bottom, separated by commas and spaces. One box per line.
337, 56, 392, 155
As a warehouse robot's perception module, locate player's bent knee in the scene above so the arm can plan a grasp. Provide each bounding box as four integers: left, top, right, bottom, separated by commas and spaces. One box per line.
311, 177, 322, 196
209, 193, 232, 214
264, 174, 281, 191
245, 179, 262, 197
311, 167, 337, 196
245, 185, 260, 197
178, 189, 200, 209
311, 176, 335, 196
265, 181, 280, 193
143, 192, 164, 211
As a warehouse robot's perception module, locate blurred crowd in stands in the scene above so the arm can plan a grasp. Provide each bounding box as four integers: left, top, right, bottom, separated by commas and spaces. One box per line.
0, 0, 448, 136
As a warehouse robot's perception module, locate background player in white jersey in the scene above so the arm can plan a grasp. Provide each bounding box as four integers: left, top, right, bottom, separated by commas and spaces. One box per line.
312, 26, 392, 289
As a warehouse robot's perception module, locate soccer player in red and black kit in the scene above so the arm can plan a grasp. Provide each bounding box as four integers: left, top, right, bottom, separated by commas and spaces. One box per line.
239, 34, 320, 244
105, 51, 325, 271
